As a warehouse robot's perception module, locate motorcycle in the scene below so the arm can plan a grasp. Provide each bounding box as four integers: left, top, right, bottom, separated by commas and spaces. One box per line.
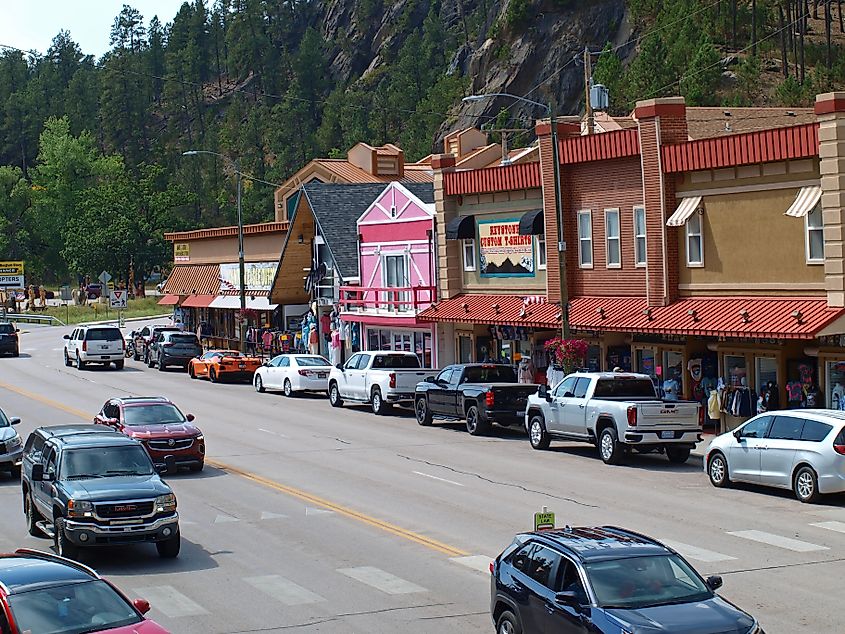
125, 331, 137, 358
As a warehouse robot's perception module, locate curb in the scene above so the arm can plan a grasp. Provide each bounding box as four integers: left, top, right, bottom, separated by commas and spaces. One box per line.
78, 314, 172, 327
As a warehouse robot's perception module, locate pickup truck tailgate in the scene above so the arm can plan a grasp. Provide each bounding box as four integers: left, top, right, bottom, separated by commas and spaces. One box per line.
635, 401, 700, 429
393, 370, 430, 390
492, 384, 538, 412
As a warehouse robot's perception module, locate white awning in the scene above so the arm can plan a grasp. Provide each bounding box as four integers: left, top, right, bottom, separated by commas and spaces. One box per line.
209, 295, 278, 310
666, 196, 702, 227
784, 185, 822, 217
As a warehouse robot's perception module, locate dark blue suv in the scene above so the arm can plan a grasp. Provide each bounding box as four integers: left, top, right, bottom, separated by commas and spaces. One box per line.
490, 526, 762, 634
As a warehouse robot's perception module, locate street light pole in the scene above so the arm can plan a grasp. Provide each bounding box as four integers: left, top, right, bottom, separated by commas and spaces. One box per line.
182, 149, 248, 352
462, 94, 570, 338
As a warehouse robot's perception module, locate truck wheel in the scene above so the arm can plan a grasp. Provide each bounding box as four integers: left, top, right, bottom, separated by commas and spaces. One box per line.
54, 517, 79, 560
156, 533, 181, 558
465, 405, 490, 436
666, 446, 691, 464
415, 397, 433, 426
114, 359, 124, 370
371, 388, 391, 415
528, 415, 551, 450
25, 494, 44, 537
598, 427, 624, 465
329, 383, 344, 408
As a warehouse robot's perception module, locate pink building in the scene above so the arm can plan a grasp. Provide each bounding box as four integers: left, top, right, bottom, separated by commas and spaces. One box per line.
339, 182, 437, 367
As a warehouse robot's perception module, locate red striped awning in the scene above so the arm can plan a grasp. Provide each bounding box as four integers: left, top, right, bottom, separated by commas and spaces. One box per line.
181, 294, 217, 308
418, 294, 560, 328
162, 265, 220, 296
157, 294, 179, 306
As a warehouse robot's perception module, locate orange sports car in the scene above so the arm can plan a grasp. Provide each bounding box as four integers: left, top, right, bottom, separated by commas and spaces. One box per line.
188, 350, 262, 383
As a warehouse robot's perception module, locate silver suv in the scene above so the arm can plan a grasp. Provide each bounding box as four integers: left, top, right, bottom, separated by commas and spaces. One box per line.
706, 409, 845, 503
63, 325, 125, 370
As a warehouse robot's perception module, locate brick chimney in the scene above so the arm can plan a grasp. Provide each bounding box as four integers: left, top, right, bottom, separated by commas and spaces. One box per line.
634, 97, 688, 307
816, 92, 845, 307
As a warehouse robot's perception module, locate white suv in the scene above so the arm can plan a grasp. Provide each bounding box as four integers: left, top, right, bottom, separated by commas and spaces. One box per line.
63, 325, 125, 370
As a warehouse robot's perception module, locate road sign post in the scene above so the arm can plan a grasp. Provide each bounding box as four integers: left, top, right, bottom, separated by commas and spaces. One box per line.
110, 289, 127, 326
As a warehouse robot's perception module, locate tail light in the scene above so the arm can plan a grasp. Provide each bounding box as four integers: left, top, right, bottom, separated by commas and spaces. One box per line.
82, 340, 87, 352
298, 369, 310, 376
489, 561, 495, 574
389, 372, 396, 389
122, 338, 126, 350
486, 390, 495, 408
163, 343, 174, 348
627, 405, 637, 427
834, 443, 845, 456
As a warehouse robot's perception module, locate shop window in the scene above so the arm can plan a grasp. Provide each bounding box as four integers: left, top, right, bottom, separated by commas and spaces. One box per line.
826, 360, 845, 410
786, 359, 819, 408
636, 348, 656, 380
458, 335, 473, 363
633, 206, 646, 267
537, 234, 547, 270
806, 203, 824, 263
663, 350, 683, 400
578, 210, 593, 268
686, 213, 703, 267
383, 254, 409, 312
724, 354, 747, 388
414, 331, 432, 367
755, 357, 778, 391
604, 208, 621, 268
463, 239, 476, 271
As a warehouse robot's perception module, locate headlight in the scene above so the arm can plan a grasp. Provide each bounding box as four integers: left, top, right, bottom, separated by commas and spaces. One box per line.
156, 493, 177, 513
7, 436, 21, 449
194, 434, 204, 442
67, 499, 94, 518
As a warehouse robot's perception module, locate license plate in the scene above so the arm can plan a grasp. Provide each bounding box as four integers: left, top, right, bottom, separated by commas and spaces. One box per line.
317, 373, 327, 378
660, 431, 675, 439
239, 363, 246, 369
517, 411, 526, 417
100, 345, 109, 350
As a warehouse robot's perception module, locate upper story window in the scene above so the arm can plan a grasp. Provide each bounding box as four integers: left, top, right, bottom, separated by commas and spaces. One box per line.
537, 235, 547, 270
577, 210, 593, 268
686, 212, 703, 267
604, 208, 621, 268
633, 206, 646, 267
463, 239, 476, 271
806, 203, 824, 264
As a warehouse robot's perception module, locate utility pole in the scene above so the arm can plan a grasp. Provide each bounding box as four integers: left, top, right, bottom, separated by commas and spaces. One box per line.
483, 126, 530, 164
549, 105, 570, 339
584, 47, 594, 135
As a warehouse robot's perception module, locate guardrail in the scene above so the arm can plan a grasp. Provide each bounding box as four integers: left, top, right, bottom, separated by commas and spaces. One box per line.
2, 312, 66, 326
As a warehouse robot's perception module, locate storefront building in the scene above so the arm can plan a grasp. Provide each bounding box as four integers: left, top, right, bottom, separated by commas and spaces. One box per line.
338, 182, 438, 367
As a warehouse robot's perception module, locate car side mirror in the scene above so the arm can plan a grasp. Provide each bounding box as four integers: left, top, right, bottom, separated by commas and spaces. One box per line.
554, 591, 582, 608
63, 334, 70, 340
706, 575, 723, 591
563, 391, 575, 398
31, 464, 44, 481
337, 363, 344, 370
9, 417, 20, 425
733, 429, 743, 441
424, 376, 435, 383
133, 598, 151, 615
537, 384, 550, 401
186, 413, 195, 422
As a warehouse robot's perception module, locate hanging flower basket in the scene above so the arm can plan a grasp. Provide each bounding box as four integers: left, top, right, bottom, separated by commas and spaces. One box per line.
235, 308, 258, 323
544, 337, 589, 375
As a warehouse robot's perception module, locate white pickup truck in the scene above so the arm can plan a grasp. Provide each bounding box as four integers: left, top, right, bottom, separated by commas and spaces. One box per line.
525, 372, 702, 465
328, 351, 430, 415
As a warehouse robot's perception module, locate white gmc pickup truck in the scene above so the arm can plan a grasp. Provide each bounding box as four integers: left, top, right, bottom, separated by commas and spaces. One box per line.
328, 351, 430, 415
525, 372, 702, 465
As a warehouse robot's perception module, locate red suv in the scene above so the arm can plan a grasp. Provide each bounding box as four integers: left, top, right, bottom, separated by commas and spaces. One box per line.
94, 397, 205, 472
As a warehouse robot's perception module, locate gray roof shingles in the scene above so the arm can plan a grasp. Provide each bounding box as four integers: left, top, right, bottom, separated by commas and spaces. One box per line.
301, 182, 434, 280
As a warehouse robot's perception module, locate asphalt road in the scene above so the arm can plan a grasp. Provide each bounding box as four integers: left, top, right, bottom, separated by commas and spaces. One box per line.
1, 318, 843, 633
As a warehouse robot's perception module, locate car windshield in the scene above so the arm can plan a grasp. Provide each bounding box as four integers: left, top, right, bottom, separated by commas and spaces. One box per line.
62, 446, 154, 478
84, 328, 122, 342
0, 323, 14, 334
8, 579, 141, 634
167, 334, 199, 345
296, 356, 331, 367
462, 365, 517, 383
371, 354, 422, 369
593, 378, 657, 398
0, 409, 9, 427
123, 404, 186, 426
585, 555, 712, 610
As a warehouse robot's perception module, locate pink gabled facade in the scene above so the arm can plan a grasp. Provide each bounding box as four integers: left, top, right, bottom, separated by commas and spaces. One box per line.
339, 182, 438, 367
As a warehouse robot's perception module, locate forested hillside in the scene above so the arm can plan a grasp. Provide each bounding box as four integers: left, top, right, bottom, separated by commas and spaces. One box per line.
1, 0, 843, 284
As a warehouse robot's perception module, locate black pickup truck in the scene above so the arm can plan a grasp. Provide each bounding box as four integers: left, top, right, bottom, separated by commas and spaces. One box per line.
414, 363, 538, 436
20, 425, 180, 560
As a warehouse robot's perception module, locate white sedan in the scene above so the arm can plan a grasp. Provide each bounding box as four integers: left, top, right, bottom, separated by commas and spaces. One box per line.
253, 354, 333, 397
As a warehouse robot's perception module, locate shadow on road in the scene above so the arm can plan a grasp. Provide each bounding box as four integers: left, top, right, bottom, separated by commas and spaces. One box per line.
165, 464, 227, 481
719, 480, 845, 507
2, 353, 31, 359
67, 535, 221, 576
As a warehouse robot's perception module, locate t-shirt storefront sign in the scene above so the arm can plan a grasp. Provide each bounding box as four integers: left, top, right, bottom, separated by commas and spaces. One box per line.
219, 262, 278, 292
478, 219, 534, 278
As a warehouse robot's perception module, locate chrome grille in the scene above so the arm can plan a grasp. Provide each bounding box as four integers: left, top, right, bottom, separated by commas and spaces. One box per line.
96, 501, 155, 518
147, 438, 194, 451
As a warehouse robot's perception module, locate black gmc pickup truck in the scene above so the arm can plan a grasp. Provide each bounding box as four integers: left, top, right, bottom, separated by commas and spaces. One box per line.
414, 363, 538, 436
21, 425, 180, 560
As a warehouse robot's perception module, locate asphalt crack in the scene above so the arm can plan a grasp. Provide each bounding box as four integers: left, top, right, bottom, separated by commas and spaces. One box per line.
396, 454, 600, 508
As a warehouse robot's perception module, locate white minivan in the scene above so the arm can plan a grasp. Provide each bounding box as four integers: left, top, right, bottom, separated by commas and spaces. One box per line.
63, 325, 125, 370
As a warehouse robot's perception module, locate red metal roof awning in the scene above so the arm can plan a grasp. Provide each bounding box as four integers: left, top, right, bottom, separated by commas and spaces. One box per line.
418, 294, 560, 328
157, 294, 179, 306
569, 296, 845, 340
162, 265, 220, 296
181, 294, 217, 308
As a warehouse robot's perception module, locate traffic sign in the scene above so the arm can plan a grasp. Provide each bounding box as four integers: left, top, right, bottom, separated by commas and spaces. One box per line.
534, 508, 555, 531
0, 261, 24, 288
98, 270, 112, 284
109, 289, 128, 309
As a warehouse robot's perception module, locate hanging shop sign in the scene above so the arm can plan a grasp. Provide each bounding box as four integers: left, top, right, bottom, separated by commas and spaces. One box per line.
174, 243, 190, 262
478, 219, 534, 278
818, 334, 845, 348
219, 261, 278, 292
0, 261, 25, 288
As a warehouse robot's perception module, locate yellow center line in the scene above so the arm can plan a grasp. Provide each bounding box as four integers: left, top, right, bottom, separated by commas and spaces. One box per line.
0, 380, 469, 558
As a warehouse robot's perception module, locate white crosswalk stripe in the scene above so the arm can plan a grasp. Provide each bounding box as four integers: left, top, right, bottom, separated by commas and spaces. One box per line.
214, 513, 239, 523
810, 520, 845, 534
726, 530, 829, 553
134, 585, 208, 618
450, 555, 494, 573
244, 575, 325, 605
659, 539, 737, 563
338, 566, 427, 594
305, 507, 333, 516
260, 511, 288, 520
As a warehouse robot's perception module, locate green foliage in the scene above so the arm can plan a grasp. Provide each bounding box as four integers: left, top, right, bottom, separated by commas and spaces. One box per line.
592, 43, 626, 114
680, 37, 721, 106
503, 0, 531, 28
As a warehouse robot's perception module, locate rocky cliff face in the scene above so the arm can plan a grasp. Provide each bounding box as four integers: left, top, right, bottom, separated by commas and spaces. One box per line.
311, 0, 627, 145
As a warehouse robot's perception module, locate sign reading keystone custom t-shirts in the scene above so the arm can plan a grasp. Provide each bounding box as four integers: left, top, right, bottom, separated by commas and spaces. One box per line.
219, 262, 278, 292
477, 219, 534, 278
0, 261, 25, 288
